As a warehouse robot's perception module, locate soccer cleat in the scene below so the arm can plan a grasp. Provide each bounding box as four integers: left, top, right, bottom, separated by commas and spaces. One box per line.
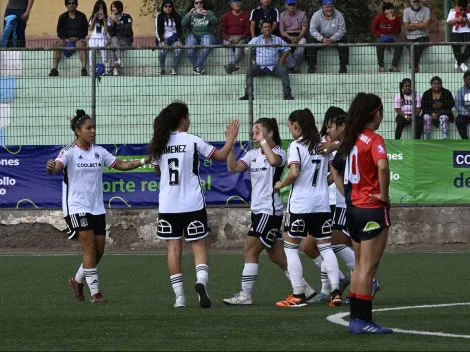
90, 292, 107, 303
372, 279, 382, 297
223, 291, 253, 305
309, 292, 330, 303
174, 296, 186, 308
275, 295, 307, 308
305, 285, 318, 304
348, 318, 357, 333
339, 274, 351, 294
195, 283, 211, 308
329, 289, 343, 307
69, 276, 84, 302
350, 319, 393, 334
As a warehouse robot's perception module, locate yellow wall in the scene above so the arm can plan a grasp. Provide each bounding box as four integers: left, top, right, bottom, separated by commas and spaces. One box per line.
0, 0, 156, 36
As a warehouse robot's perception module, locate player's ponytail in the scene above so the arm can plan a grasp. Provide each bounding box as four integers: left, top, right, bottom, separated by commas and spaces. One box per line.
149, 102, 189, 161
254, 117, 282, 146
288, 108, 319, 152
70, 109, 92, 136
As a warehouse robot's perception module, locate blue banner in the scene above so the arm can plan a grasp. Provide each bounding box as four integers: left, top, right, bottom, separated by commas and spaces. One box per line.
0, 143, 251, 209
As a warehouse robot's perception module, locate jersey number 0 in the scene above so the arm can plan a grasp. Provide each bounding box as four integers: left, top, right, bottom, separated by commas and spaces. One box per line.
168, 158, 180, 186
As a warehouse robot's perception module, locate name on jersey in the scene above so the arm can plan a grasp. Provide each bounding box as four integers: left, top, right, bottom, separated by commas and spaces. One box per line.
77, 163, 102, 168
359, 134, 371, 144
163, 145, 186, 154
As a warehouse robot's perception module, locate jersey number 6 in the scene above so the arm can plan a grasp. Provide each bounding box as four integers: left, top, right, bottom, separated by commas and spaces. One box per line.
168, 158, 180, 186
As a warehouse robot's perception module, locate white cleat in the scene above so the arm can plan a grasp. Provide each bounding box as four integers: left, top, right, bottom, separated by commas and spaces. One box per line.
174, 296, 186, 308
305, 285, 318, 304
223, 291, 253, 305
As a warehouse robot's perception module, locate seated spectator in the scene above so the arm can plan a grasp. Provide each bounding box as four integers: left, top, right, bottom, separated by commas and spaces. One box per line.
239, 21, 293, 101
88, 0, 109, 75
421, 76, 455, 140
403, 0, 430, 73
3, 0, 35, 47
108, 0, 133, 76
455, 71, 470, 139
279, 0, 307, 73
372, 2, 403, 72
182, 0, 218, 74
447, 0, 470, 72
156, 0, 182, 75
306, 0, 348, 74
394, 78, 422, 140
249, 0, 279, 38
49, 0, 89, 77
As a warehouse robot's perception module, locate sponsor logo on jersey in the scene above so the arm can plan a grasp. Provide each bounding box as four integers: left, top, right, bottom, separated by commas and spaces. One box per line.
377, 145, 386, 155
77, 163, 102, 168
250, 167, 268, 172
95, 152, 100, 159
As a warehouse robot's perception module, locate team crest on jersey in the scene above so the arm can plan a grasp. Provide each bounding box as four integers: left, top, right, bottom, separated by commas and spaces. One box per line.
80, 218, 88, 227
94, 152, 100, 159
377, 145, 386, 155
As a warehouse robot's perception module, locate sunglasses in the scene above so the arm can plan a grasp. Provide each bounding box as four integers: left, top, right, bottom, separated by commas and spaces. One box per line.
67, 1, 77, 4
195, 1, 203, 4
164, 4, 173, 8
287, 3, 296, 6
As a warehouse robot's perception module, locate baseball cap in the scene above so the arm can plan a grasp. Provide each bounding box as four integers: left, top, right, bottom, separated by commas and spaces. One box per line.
230, 0, 241, 2
322, 0, 334, 5
286, 0, 296, 4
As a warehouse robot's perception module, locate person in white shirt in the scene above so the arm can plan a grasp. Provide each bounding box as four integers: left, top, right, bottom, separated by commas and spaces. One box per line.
149, 102, 239, 309
88, 0, 109, 73
447, 0, 470, 72
46, 109, 151, 304
222, 118, 315, 306
274, 108, 342, 308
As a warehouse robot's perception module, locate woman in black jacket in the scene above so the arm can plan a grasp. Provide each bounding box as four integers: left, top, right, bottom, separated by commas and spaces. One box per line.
155, 0, 183, 75
421, 76, 455, 140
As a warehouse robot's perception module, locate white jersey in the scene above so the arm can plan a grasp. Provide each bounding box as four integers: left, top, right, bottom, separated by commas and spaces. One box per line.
239, 146, 286, 216
55, 143, 117, 216
89, 19, 108, 40
151, 132, 216, 213
287, 139, 332, 214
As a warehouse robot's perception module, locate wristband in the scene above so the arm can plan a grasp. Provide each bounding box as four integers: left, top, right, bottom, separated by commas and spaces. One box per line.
260, 139, 267, 146
140, 158, 146, 166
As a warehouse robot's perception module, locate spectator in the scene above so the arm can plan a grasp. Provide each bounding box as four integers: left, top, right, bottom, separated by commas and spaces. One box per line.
3, 0, 34, 47
108, 1, 133, 76
249, 0, 279, 38
88, 0, 109, 75
447, 0, 470, 73
394, 78, 422, 140
279, 0, 308, 74
372, 2, 403, 72
182, 0, 219, 74
222, 0, 250, 75
403, 0, 430, 73
156, 0, 183, 75
455, 71, 470, 139
306, 0, 348, 74
421, 76, 455, 140
239, 21, 293, 101
49, 0, 89, 77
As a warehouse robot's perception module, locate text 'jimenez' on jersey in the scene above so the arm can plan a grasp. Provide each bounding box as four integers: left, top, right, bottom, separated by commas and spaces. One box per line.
239, 146, 286, 216
287, 139, 332, 214
55, 143, 118, 216
344, 129, 388, 208
151, 132, 216, 214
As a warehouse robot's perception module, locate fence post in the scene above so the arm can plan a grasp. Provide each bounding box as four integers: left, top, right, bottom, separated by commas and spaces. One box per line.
91, 48, 97, 134
410, 43, 417, 139
247, 47, 254, 147
445, 0, 451, 42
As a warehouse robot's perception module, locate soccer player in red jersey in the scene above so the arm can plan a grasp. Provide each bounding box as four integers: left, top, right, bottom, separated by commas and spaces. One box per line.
332, 93, 393, 334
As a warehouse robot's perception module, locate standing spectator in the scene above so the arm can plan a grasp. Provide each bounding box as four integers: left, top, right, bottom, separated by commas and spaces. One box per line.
421, 76, 455, 140
455, 71, 470, 139
156, 0, 183, 75
279, 0, 308, 74
403, 0, 430, 73
394, 78, 422, 140
182, 0, 219, 75
306, 0, 348, 74
88, 1, 109, 75
3, 0, 34, 47
372, 2, 403, 73
447, 0, 470, 73
239, 21, 293, 101
49, 0, 89, 77
222, 0, 250, 74
108, 1, 133, 76
249, 0, 279, 38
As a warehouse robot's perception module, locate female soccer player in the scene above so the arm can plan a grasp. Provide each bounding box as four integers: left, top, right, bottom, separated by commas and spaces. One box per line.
274, 109, 342, 308
222, 118, 316, 305
333, 93, 393, 334
46, 109, 150, 303
149, 102, 238, 308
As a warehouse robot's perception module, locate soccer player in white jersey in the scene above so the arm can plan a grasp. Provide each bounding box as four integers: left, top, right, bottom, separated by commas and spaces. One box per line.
46, 110, 150, 303
222, 118, 316, 306
274, 108, 342, 308
148, 102, 239, 309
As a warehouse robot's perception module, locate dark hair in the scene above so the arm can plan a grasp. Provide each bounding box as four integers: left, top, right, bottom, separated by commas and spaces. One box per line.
254, 117, 282, 146
382, 2, 394, 11
261, 19, 274, 27
90, 1, 108, 27
161, 0, 175, 16
64, 0, 78, 6
458, 0, 468, 9
464, 71, 470, 80
320, 106, 346, 136
70, 110, 92, 136
288, 108, 320, 151
340, 93, 383, 155
430, 76, 442, 85
110, 0, 123, 12
149, 102, 189, 160
190, 0, 207, 10
399, 78, 412, 101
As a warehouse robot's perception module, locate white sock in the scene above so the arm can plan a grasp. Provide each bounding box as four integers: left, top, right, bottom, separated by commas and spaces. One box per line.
284, 242, 304, 295
75, 264, 85, 284
333, 244, 356, 271
312, 255, 323, 269
318, 243, 340, 292
320, 264, 331, 295
284, 270, 311, 291
170, 273, 184, 297
241, 263, 258, 298
83, 268, 99, 295
196, 264, 209, 286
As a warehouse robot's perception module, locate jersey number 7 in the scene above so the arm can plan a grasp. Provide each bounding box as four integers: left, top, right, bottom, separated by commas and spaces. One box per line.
311, 160, 320, 187
168, 158, 180, 186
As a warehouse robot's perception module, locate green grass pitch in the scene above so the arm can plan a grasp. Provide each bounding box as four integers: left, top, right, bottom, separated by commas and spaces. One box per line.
0, 252, 469, 351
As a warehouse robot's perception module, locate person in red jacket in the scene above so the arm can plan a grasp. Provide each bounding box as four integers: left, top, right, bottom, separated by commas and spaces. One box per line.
372, 2, 403, 72
222, 0, 250, 74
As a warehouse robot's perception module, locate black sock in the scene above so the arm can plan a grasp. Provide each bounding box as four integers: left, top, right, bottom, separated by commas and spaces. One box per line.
294, 293, 306, 299
356, 294, 373, 322
349, 296, 357, 320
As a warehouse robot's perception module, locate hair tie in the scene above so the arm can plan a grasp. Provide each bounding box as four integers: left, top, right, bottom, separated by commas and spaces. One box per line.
368, 104, 383, 115
74, 115, 86, 129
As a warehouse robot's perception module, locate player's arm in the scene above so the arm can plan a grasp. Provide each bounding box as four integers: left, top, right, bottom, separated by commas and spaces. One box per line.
113, 156, 152, 171
370, 159, 390, 203
275, 163, 300, 191
46, 160, 64, 175
227, 148, 247, 173
330, 164, 345, 197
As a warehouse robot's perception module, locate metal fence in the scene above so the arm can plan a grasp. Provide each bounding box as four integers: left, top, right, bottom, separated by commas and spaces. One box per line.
0, 42, 468, 146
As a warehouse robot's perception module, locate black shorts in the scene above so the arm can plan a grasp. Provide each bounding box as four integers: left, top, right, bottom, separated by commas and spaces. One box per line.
65, 213, 106, 239
248, 212, 283, 249
157, 208, 209, 242
347, 206, 391, 243
286, 212, 333, 240
333, 206, 349, 236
